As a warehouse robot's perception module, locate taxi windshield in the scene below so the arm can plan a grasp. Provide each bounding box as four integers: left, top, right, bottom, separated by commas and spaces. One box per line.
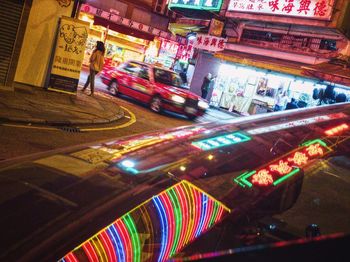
154, 68, 183, 88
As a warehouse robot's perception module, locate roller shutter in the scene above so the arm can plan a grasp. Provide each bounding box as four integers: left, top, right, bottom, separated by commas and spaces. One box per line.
0, 0, 25, 85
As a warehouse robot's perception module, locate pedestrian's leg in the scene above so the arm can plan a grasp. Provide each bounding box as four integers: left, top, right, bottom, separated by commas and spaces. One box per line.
201, 89, 208, 99
89, 70, 96, 95
82, 73, 91, 91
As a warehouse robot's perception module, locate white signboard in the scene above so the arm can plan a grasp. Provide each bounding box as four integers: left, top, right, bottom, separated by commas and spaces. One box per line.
228, 0, 335, 20
193, 33, 227, 52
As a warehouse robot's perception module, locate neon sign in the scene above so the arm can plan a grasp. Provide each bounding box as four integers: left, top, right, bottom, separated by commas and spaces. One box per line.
247, 113, 347, 135
325, 123, 349, 136
60, 180, 230, 262
169, 0, 223, 12
191, 132, 251, 151
227, 0, 335, 20
234, 139, 332, 188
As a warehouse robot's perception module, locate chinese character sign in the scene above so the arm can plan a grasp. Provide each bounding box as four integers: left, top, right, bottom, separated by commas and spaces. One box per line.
194, 33, 227, 52
48, 16, 89, 94
228, 0, 335, 20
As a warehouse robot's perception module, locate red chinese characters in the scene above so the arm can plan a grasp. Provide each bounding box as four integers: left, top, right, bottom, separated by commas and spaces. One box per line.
306, 143, 324, 156
269, 160, 293, 175
288, 152, 309, 166
313, 0, 327, 16
269, 0, 279, 11
252, 169, 274, 186
282, 0, 295, 13
297, 0, 311, 14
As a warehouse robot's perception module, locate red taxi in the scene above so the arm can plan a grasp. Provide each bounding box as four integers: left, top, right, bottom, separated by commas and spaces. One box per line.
101, 61, 209, 120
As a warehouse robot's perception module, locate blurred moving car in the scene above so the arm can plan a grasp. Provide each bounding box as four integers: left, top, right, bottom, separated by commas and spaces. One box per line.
0, 103, 349, 261
100, 61, 209, 120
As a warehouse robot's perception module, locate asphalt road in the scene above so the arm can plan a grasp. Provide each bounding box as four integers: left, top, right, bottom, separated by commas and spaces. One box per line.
0, 69, 232, 161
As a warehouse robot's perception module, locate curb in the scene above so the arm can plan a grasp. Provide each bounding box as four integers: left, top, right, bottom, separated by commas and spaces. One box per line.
0, 110, 125, 126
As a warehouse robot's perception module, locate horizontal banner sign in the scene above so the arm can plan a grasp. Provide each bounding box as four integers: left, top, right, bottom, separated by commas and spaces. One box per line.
228, 0, 335, 20
80, 4, 186, 44
193, 33, 227, 52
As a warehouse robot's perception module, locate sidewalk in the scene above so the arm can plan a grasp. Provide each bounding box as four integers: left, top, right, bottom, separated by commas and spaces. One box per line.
0, 84, 124, 125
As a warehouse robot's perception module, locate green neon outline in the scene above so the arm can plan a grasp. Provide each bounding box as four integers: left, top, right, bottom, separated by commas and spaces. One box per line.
208, 201, 219, 228
273, 168, 300, 186
240, 170, 256, 188
168, 189, 182, 256
168, 0, 223, 11
191, 132, 251, 151
123, 214, 141, 262
301, 139, 327, 147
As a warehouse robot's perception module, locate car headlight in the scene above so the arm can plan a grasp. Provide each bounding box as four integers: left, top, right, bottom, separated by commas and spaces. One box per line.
171, 95, 186, 104
198, 100, 209, 109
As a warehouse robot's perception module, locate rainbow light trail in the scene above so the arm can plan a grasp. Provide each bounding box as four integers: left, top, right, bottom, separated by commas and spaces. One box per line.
60, 180, 230, 262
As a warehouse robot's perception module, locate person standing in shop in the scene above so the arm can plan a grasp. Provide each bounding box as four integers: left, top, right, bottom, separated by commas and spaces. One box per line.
274, 89, 289, 111
201, 73, 216, 99
82, 41, 105, 96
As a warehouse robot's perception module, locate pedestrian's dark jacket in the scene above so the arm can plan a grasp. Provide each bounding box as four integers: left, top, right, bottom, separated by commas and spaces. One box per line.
201, 76, 211, 91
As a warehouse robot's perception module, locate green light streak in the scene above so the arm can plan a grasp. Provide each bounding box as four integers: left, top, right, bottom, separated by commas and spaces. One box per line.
123, 214, 141, 262
208, 202, 219, 228
301, 139, 327, 147
168, 189, 182, 256
240, 170, 256, 188
273, 168, 300, 186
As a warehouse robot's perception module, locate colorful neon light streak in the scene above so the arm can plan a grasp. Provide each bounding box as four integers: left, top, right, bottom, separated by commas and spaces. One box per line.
153, 196, 168, 262
123, 214, 141, 262
174, 185, 187, 249
99, 231, 115, 261
61, 180, 230, 262
160, 193, 175, 259
107, 224, 124, 262
168, 189, 182, 255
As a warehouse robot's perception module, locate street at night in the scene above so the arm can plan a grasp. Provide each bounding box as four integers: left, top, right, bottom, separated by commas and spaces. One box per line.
0, 0, 350, 261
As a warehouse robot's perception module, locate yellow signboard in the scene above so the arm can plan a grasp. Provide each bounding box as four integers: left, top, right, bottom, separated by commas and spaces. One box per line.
48, 16, 89, 94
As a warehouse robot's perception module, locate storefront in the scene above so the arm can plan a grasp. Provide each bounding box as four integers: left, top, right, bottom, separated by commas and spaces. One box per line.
78, 3, 186, 70
78, 13, 148, 68
210, 61, 350, 115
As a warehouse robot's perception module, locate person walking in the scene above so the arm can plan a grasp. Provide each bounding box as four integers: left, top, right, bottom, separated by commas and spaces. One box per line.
82, 41, 105, 96
201, 73, 215, 99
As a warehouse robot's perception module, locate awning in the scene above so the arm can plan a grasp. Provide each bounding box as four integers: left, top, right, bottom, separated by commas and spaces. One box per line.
94, 16, 155, 41
301, 62, 350, 87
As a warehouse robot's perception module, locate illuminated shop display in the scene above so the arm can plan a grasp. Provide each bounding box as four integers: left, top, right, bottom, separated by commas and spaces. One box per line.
234, 139, 332, 188
325, 123, 349, 136
247, 113, 347, 135
191, 132, 251, 151
60, 180, 230, 262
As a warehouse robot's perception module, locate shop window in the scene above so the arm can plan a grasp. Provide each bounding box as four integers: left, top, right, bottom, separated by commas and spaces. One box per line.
319, 39, 337, 51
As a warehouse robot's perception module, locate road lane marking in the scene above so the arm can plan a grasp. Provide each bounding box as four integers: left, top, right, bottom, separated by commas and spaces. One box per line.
1, 106, 136, 132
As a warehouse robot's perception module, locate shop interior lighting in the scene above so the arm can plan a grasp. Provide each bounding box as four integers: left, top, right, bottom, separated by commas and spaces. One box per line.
324, 123, 349, 136
191, 132, 251, 151
60, 180, 230, 262
234, 139, 332, 188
